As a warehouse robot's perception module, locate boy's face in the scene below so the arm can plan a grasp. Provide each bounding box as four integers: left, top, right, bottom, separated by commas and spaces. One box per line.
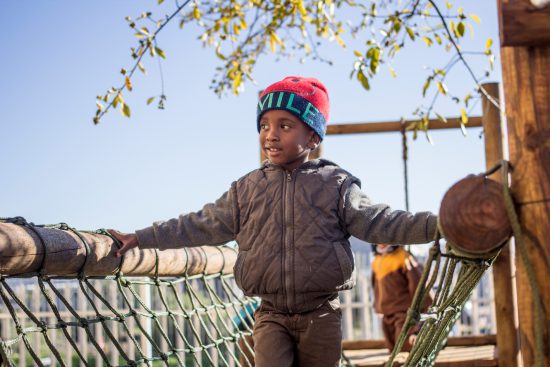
259, 110, 319, 171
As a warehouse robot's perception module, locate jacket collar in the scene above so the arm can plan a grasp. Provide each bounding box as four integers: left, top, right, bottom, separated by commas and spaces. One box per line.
261, 158, 339, 172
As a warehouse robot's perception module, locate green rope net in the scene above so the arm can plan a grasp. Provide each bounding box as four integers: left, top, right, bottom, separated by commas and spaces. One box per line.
382, 237, 498, 367
0, 218, 258, 367
381, 161, 545, 367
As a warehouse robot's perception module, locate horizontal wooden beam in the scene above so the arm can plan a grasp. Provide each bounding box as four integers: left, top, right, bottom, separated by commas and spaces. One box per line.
327, 116, 482, 135
342, 335, 497, 351
498, 0, 550, 46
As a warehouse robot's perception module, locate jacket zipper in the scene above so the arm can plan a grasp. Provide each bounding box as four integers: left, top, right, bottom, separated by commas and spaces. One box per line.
283, 171, 293, 312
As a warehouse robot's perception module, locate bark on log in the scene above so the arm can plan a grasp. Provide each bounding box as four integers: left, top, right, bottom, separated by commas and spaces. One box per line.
439, 175, 512, 258
0, 223, 236, 277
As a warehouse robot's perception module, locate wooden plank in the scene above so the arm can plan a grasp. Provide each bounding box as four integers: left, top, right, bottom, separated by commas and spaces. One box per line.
500, 44, 550, 365
498, 0, 550, 47
326, 116, 481, 135
344, 345, 497, 367
342, 335, 497, 351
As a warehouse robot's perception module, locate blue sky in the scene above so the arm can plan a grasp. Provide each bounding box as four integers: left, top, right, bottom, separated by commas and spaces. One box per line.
1, 1, 502, 240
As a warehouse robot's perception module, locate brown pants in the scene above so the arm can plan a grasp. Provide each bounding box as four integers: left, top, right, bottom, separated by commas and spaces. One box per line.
253, 304, 342, 367
381, 312, 417, 352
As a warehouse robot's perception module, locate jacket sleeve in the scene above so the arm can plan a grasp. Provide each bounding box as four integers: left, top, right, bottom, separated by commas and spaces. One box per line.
343, 182, 437, 244
135, 183, 238, 250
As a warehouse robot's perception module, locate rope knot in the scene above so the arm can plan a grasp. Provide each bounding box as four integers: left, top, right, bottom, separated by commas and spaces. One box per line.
5, 216, 28, 225
406, 308, 421, 323
15, 325, 25, 335
57, 320, 67, 329
57, 222, 70, 230
160, 352, 168, 361
38, 320, 48, 333
79, 317, 89, 327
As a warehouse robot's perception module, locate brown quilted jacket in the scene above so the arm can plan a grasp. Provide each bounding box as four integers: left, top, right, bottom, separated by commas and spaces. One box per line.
136, 159, 437, 313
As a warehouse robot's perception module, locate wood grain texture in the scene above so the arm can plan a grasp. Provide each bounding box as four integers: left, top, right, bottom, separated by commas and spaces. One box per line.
501, 44, 550, 367
439, 175, 512, 258
498, 0, 550, 46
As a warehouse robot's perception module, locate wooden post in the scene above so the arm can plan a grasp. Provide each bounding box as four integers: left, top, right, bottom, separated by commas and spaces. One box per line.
499, 1, 550, 364
481, 82, 519, 367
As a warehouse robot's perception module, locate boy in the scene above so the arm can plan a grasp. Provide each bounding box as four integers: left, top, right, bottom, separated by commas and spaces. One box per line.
111, 76, 437, 367
371, 244, 431, 352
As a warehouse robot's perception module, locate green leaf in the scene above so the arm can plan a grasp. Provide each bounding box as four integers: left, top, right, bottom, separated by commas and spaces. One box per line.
121, 103, 131, 118
456, 22, 465, 37
422, 78, 432, 97
406, 27, 415, 41
155, 47, 166, 58
357, 69, 370, 90
158, 0, 164, 3
147, 96, 155, 105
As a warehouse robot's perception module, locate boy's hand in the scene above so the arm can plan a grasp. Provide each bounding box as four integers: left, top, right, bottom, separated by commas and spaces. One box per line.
108, 229, 139, 258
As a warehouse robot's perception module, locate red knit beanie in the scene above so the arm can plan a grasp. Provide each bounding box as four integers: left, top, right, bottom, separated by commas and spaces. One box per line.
257, 76, 329, 140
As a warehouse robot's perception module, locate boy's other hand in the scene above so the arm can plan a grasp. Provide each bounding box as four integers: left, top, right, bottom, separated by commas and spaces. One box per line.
108, 229, 139, 258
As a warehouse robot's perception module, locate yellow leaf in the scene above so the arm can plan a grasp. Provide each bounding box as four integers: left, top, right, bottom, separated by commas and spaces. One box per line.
470, 14, 481, 23
460, 108, 468, 124
485, 37, 493, 50
353, 50, 363, 58
96, 101, 104, 111
437, 81, 447, 95
147, 97, 155, 105
138, 62, 147, 74
269, 34, 276, 53
335, 35, 346, 48
388, 66, 397, 78
193, 7, 201, 20
125, 76, 133, 91
233, 73, 242, 94
422, 37, 433, 47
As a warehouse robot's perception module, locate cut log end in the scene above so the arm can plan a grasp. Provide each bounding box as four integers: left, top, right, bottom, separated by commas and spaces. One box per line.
439, 175, 512, 258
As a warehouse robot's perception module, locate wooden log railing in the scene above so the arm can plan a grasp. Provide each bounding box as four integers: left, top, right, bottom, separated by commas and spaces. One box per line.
0, 222, 236, 277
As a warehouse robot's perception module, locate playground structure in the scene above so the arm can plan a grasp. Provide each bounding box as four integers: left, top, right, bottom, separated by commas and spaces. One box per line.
1, 0, 550, 365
